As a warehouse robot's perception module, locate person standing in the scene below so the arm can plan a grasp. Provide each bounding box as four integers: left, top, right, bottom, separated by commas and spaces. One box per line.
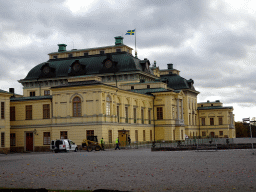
128, 135, 131, 146
100, 137, 104, 151
115, 137, 120, 150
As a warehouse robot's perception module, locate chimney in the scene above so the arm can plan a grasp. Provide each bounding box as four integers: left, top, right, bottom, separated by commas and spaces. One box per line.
9, 88, 14, 97
58, 44, 67, 52
114, 36, 123, 45
9, 88, 14, 94
167, 63, 173, 69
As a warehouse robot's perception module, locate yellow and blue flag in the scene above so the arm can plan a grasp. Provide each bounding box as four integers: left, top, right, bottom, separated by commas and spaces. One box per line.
126, 29, 135, 35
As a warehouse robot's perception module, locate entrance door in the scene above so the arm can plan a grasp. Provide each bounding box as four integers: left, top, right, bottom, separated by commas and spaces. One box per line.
118, 130, 129, 146
26, 132, 33, 151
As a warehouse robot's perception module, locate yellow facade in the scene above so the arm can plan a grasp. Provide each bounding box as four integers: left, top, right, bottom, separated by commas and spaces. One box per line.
0, 36, 236, 153
197, 100, 235, 138
0, 91, 12, 153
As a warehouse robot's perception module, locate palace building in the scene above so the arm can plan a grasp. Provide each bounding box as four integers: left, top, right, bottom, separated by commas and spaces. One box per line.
0, 36, 236, 153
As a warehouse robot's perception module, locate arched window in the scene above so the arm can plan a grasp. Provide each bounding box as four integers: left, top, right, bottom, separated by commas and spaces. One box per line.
106, 96, 111, 116
73, 97, 81, 117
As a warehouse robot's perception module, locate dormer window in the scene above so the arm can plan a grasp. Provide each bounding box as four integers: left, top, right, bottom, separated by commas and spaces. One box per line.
53, 55, 58, 59
116, 48, 121, 52
69, 54, 73, 58
30, 91, 35, 97
84, 52, 88, 56
100, 50, 105, 55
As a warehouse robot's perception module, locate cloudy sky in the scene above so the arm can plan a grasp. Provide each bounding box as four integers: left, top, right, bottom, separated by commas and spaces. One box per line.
0, 0, 256, 121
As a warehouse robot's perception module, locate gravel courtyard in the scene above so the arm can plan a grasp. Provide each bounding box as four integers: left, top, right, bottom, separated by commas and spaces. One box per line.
0, 148, 256, 192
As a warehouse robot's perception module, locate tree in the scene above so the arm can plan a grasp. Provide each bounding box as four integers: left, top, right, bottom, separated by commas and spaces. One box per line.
251, 117, 256, 126
235, 122, 249, 137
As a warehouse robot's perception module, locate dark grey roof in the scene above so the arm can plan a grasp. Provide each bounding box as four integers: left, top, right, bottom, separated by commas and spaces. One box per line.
11, 95, 52, 102
197, 106, 233, 110
129, 88, 171, 95
22, 52, 153, 81
51, 80, 114, 89
0, 89, 12, 94
160, 74, 197, 91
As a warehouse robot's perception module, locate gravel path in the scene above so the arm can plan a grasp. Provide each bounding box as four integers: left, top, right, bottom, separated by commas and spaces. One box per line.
0, 149, 256, 191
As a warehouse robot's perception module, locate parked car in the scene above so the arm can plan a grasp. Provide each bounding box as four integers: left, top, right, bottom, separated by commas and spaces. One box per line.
51, 139, 78, 153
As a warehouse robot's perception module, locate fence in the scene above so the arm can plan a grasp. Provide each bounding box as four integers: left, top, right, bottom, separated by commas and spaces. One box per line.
103, 138, 239, 149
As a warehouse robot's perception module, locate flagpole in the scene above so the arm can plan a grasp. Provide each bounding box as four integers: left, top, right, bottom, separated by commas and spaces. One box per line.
135, 28, 137, 58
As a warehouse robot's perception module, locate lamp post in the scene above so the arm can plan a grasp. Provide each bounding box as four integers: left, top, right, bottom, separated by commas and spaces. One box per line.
243, 117, 254, 154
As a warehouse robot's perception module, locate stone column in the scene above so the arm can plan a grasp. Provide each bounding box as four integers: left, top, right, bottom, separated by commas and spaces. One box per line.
181, 99, 183, 120
176, 99, 180, 120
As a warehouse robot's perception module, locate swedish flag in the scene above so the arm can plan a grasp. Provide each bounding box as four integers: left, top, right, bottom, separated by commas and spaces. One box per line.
125, 29, 135, 35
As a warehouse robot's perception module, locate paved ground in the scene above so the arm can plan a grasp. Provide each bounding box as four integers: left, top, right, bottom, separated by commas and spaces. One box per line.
0, 148, 256, 192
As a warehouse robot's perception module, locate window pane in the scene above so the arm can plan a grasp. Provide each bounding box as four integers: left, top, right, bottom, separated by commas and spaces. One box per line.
73, 97, 82, 117
10, 133, 15, 146
1, 102, 4, 119
26, 105, 32, 120
10, 106, 15, 121
1, 132, 5, 147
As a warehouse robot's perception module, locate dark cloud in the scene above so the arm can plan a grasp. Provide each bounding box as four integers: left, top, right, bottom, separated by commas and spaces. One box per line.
0, 0, 255, 120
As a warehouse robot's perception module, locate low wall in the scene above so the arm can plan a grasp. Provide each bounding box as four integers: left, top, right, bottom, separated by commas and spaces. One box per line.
0, 147, 10, 154
151, 143, 256, 151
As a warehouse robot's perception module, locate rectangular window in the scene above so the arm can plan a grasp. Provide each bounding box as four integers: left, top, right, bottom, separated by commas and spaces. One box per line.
116, 48, 121, 52
131, 86, 134, 90
26, 105, 32, 120
84, 52, 88, 56
201, 118, 205, 126
157, 107, 163, 120
133, 108, 136, 123
210, 118, 214, 125
30, 91, 35, 97
202, 131, 206, 137
100, 50, 105, 55
1, 102, 4, 119
173, 130, 175, 140
44, 90, 50, 96
147, 85, 150, 88
43, 132, 51, 145
219, 131, 223, 136
10, 106, 15, 121
148, 110, 151, 124
189, 114, 191, 125
125, 106, 128, 123
108, 130, 112, 143
87, 130, 94, 137
53, 55, 58, 59
143, 130, 146, 141
60, 131, 68, 139
135, 130, 138, 142
68, 54, 73, 58
150, 130, 152, 141
43, 104, 50, 119
1, 132, 5, 147
10, 133, 15, 146
181, 130, 183, 140
117, 105, 120, 123
219, 117, 223, 125
141, 109, 144, 124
